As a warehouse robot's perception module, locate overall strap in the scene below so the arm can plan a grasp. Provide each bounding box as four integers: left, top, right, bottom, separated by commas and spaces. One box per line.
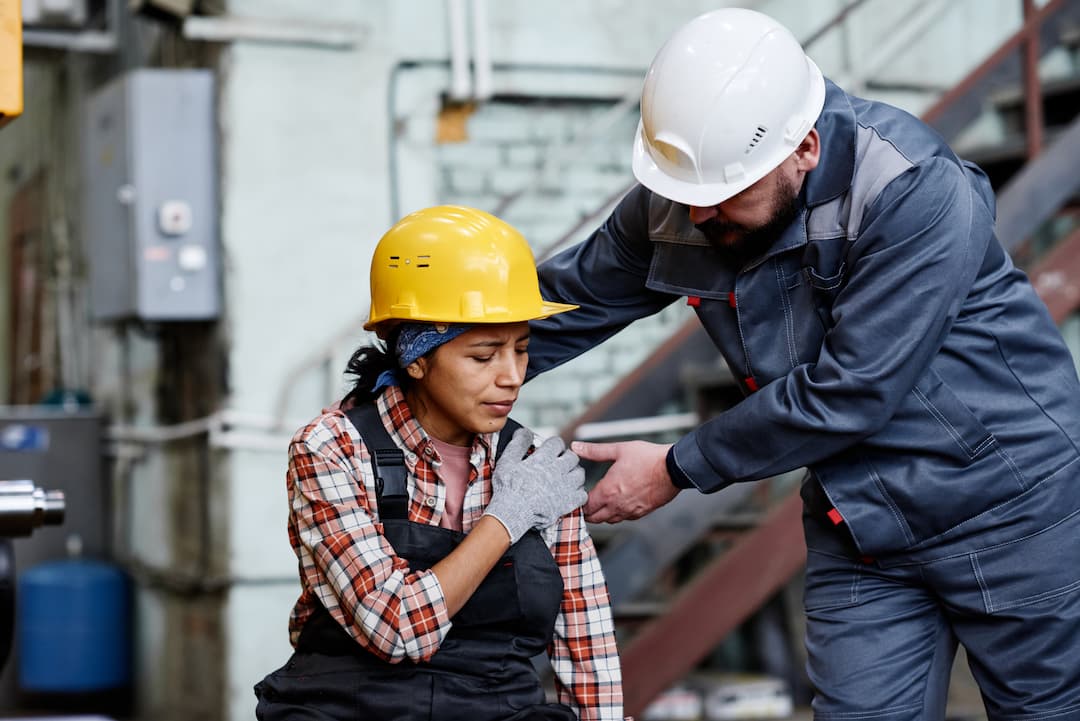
495, 418, 522, 459
345, 403, 524, 521
345, 404, 409, 520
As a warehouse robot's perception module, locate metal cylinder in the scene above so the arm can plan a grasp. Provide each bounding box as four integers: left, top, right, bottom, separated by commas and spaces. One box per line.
0, 479, 65, 537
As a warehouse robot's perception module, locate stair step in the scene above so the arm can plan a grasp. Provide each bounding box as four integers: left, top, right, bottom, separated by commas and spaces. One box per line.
961, 124, 1075, 189
990, 74, 1080, 132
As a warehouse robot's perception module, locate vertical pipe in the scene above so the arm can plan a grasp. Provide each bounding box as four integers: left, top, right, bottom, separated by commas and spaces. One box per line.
470, 0, 493, 101
446, 0, 472, 101
1022, 0, 1044, 158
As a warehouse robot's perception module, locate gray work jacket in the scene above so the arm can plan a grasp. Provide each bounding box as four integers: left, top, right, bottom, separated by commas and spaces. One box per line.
528, 80, 1080, 560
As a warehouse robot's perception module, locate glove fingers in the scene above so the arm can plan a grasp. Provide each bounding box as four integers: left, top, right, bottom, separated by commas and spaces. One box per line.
553, 447, 580, 474
501, 427, 534, 463
530, 435, 566, 463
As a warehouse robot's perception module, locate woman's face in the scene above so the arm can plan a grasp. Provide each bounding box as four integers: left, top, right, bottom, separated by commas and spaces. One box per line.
404, 322, 530, 446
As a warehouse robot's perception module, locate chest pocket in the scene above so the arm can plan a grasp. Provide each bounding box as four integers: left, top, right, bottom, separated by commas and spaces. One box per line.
797, 235, 850, 328
779, 242, 848, 366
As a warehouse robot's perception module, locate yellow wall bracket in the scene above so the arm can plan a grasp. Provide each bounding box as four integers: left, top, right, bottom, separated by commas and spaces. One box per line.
0, 0, 23, 126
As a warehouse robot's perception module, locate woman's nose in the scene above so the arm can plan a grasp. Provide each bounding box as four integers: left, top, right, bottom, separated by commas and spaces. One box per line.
497, 359, 525, 387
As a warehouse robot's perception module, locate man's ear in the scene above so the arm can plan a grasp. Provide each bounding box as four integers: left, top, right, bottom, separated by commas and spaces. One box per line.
405, 359, 426, 380
795, 128, 821, 172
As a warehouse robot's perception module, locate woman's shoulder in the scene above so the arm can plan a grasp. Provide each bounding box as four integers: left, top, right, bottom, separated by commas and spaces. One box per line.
290, 406, 358, 454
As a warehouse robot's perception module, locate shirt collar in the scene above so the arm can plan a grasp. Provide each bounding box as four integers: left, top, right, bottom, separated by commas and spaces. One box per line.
375, 385, 494, 459
804, 78, 856, 208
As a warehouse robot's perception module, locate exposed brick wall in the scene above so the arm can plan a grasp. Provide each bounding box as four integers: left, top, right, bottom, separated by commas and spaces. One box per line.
436, 97, 696, 430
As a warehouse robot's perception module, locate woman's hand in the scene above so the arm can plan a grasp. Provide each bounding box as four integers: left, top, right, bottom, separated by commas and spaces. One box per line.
483, 429, 588, 543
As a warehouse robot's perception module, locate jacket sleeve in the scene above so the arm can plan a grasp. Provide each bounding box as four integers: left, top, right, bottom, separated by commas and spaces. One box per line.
527, 184, 678, 379
669, 157, 991, 489
288, 412, 452, 662
547, 509, 624, 721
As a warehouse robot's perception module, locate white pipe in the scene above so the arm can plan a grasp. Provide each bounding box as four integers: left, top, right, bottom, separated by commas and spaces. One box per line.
574, 412, 700, 441
209, 429, 294, 453
220, 408, 311, 433
106, 414, 221, 444
447, 0, 472, 101
22, 29, 116, 52
470, 0, 493, 101
182, 15, 366, 49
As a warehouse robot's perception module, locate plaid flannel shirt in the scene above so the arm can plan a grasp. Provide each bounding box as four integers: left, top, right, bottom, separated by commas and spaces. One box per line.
286, 385, 623, 720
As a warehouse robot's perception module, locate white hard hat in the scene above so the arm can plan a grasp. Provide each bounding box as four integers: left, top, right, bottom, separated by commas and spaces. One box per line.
632, 8, 826, 207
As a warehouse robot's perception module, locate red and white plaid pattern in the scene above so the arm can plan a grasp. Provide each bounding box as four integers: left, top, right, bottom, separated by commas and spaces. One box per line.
286, 385, 624, 720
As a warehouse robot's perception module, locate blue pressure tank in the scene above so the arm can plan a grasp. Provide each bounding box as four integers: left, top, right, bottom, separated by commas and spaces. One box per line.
17, 558, 132, 692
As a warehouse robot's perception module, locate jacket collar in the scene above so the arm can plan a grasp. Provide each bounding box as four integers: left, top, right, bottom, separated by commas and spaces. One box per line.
804, 79, 856, 208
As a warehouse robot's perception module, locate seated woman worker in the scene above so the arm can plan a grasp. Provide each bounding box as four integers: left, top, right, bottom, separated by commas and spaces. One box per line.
255, 206, 625, 721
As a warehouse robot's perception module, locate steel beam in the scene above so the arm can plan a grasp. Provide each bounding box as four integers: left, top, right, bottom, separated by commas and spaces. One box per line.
995, 114, 1080, 252
1021, 0, 1045, 159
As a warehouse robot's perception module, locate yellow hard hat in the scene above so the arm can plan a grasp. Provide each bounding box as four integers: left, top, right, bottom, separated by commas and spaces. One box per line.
364, 205, 577, 336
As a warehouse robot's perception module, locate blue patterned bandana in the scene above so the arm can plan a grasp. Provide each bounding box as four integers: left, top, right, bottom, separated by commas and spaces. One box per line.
374, 322, 474, 391
395, 322, 473, 367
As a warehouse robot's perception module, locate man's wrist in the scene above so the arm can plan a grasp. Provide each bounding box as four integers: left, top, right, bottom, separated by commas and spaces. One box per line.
665, 446, 696, 490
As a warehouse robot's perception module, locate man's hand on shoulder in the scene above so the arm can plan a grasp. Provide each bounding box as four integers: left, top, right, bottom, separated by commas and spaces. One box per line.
573, 440, 680, 523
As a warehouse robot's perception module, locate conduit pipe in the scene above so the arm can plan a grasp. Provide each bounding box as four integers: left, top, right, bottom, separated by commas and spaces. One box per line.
470, 0, 493, 101
447, 0, 472, 101
446, 0, 494, 102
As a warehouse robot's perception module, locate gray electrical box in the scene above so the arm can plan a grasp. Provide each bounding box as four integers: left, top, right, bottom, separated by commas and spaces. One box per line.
82, 69, 219, 321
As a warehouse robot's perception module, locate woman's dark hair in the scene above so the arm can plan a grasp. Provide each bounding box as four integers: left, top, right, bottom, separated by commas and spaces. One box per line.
343, 327, 430, 405
343, 327, 404, 405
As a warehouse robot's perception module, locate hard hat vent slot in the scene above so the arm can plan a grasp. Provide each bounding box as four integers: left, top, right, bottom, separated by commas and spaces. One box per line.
745, 126, 768, 155
416, 255, 430, 269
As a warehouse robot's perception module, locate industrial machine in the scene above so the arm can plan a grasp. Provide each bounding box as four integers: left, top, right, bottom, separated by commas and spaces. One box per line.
0, 480, 65, 673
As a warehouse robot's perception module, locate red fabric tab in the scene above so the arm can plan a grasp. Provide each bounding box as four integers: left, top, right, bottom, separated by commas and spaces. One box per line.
687, 295, 701, 307
827, 507, 843, 526
861, 556, 875, 565
727, 291, 737, 308
744, 376, 759, 392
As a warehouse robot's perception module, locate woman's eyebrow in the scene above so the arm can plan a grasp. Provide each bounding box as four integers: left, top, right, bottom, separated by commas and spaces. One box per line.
467, 333, 530, 348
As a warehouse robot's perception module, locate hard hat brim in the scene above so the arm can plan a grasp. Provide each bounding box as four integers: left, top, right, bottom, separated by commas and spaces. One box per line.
363, 300, 578, 335
536, 300, 580, 319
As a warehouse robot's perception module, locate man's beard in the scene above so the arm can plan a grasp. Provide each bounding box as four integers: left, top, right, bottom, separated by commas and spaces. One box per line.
695, 177, 801, 267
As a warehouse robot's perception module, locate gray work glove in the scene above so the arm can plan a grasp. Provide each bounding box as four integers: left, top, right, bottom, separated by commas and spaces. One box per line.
483, 429, 588, 544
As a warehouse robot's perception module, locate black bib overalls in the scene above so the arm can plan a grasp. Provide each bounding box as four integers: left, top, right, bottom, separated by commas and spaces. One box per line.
255, 406, 577, 720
